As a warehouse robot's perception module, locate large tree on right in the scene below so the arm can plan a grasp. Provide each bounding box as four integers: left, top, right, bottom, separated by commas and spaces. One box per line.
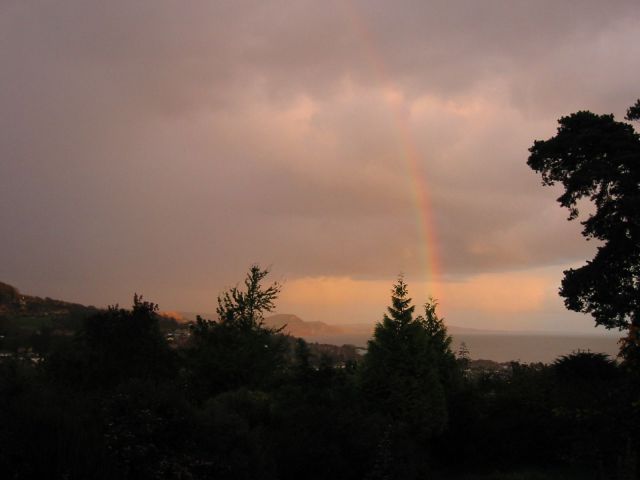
527, 100, 640, 362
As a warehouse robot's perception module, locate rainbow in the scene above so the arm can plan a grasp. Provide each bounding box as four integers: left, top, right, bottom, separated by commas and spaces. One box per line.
341, 2, 443, 304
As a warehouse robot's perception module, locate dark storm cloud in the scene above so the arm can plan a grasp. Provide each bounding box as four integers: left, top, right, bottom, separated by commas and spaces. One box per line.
1, 0, 638, 314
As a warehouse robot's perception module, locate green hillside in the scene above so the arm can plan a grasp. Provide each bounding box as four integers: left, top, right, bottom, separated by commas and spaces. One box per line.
0, 282, 99, 352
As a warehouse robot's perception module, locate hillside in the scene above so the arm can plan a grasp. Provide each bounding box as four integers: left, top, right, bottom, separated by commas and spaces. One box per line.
263, 313, 345, 337
0, 282, 183, 352
0, 281, 99, 323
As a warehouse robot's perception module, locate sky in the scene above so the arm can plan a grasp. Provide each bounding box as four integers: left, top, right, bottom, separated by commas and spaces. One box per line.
1, 0, 639, 332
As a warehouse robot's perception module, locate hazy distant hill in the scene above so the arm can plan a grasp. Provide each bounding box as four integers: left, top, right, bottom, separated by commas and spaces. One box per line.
0, 281, 100, 352
263, 314, 346, 336
0, 281, 98, 323
0, 282, 178, 343
174, 310, 512, 338
175, 312, 346, 337
1, 282, 619, 362
0, 282, 19, 304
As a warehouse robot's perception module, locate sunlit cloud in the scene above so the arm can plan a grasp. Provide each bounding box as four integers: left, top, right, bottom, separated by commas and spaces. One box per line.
1, 0, 638, 332
277, 265, 592, 332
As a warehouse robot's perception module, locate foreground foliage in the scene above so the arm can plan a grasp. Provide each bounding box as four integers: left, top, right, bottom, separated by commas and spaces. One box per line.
0, 267, 637, 479
527, 99, 640, 366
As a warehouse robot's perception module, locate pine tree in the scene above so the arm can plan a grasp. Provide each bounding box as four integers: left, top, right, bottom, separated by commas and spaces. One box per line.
422, 298, 458, 389
360, 276, 447, 438
384, 275, 414, 327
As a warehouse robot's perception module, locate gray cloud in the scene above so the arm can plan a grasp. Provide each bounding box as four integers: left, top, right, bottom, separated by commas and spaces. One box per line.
1, 0, 638, 315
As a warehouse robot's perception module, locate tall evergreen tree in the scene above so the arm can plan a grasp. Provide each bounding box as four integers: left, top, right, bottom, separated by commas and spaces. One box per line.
360, 276, 447, 438
422, 298, 458, 389
385, 276, 414, 327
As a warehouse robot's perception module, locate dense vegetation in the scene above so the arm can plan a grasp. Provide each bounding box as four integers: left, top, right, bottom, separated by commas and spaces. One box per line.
527, 99, 640, 367
1, 267, 638, 480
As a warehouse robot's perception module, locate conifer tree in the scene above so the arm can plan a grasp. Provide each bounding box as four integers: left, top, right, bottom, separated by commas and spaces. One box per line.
384, 276, 414, 327
360, 276, 447, 437
422, 298, 458, 388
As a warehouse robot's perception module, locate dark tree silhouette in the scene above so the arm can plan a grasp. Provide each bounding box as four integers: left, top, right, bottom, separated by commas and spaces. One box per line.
360, 276, 447, 437
2, 268, 635, 479
422, 298, 458, 389
45, 294, 174, 389
186, 265, 287, 399
550, 352, 625, 475
627, 99, 640, 121
215, 264, 281, 330
527, 100, 640, 362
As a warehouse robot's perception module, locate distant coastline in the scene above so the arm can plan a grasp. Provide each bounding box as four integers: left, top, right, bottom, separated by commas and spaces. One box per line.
301, 332, 622, 363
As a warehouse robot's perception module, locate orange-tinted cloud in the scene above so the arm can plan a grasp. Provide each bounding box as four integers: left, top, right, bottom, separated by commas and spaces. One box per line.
277, 265, 592, 332
1, 1, 637, 334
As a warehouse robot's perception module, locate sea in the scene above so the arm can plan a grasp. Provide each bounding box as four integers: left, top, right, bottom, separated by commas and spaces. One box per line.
303, 332, 623, 364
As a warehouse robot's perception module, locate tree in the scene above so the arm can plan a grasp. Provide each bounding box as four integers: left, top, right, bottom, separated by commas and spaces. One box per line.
527, 100, 640, 361
186, 265, 286, 398
45, 294, 174, 389
549, 352, 624, 473
422, 298, 458, 388
359, 277, 450, 479
215, 264, 281, 330
627, 99, 640, 121
360, 276, 447, 437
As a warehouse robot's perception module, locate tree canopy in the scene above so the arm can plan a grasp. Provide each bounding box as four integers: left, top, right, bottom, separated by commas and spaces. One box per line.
360, 276, 448, 437
187, 265, 287, 398
45, 294, 175, 389
2, 269, 638, 478
215, 264, 281, 330
527, 100, 640, 361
